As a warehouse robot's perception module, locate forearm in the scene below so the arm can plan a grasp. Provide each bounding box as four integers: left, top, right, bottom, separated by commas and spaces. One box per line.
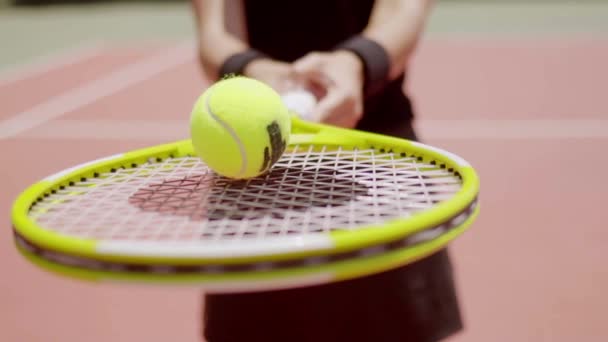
363, 0, 434, 80
191, 0, 249, 80
199, 32, 249, 81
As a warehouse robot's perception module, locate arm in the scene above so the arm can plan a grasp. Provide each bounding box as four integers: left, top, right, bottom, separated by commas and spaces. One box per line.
362, 0, 435, 80
191, 0, 247, 80
291, 0, 434, 128
191, 0, 290, 88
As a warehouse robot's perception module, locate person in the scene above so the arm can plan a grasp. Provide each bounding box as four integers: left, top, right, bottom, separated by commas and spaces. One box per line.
192, 1, 463, 341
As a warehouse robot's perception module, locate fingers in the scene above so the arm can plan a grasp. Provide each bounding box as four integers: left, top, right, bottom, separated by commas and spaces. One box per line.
290, 51, 363, 128
314, 88, 344, 122
292, 52, 324, 74
243, 59, 293, 92
314, 88, 362, 128
292, 53, 335, 89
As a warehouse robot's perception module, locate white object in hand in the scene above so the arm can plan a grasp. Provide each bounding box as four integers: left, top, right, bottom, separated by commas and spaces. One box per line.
281, 89, 319, 122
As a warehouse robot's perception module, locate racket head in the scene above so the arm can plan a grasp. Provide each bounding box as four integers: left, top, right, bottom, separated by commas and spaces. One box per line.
12, 117, 479, 277
15, 202, 478, 293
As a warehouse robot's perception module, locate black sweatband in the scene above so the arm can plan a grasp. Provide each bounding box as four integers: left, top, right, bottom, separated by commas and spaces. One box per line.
219, 49, 268, 78
335, 36, 390, 97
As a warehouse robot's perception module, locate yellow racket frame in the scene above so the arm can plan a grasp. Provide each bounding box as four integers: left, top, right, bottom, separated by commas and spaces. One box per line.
12, 117, 480, 267
16, 206, 478, 293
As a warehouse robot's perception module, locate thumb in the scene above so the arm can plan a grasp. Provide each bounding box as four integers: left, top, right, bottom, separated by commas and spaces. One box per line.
314, 88, 345, 123
292, 54, 334, 88
292, 53, 324, 74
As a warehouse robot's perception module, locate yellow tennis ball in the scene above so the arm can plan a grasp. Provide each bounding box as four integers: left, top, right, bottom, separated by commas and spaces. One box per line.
190, 76, 291, 179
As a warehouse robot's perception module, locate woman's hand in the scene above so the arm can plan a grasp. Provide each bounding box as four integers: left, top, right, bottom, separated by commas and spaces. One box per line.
291, 51, 364, 128
242, 58, 292, 93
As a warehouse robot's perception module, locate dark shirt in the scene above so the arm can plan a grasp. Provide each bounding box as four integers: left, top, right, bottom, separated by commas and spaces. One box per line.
243, 0, 414, 134
204, 6, 462, 342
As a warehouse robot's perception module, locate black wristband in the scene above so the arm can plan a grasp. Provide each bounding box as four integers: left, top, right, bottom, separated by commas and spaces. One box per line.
335, 36, 390, 97
219, 49, 268, 78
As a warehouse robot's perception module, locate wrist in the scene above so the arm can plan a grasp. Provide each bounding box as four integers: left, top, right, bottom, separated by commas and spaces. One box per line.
242, 58, 275, 78
218, 49, 268, 79
333, 50, 364, 83
334, 35, 390, 97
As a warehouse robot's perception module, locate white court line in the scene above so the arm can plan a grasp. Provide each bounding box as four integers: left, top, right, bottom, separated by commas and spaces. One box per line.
21, 119, 186, 141
0, 41, 196, 139
416, 119, 608, 140
0, 42, 106, 87
17, 118, 608, 141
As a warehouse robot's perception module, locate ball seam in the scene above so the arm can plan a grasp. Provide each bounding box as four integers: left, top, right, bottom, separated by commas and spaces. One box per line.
205, 89, 247, 177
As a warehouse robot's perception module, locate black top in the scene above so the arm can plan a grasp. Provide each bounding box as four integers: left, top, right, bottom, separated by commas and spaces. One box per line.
242, 0, 414, 132
243, 0, 374, 62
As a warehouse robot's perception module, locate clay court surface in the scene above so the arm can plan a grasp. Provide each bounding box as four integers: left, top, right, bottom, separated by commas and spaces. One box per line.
1, 1, 607, 341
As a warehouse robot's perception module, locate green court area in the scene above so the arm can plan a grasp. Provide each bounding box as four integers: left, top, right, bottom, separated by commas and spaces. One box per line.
1, 0, 608, 71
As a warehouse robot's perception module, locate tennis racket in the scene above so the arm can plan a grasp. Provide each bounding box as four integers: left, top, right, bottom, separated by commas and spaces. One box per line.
12, 113, 479, 293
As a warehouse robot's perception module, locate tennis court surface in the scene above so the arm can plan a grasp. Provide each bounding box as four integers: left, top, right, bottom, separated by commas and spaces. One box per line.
1, 1, 607, 341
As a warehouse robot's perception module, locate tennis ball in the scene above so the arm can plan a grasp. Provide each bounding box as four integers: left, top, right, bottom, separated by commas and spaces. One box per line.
190, 76, 291, 179
282, 89, 319, 122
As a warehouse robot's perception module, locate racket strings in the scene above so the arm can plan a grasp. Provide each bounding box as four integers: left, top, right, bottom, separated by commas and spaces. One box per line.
29, 146, 462, 242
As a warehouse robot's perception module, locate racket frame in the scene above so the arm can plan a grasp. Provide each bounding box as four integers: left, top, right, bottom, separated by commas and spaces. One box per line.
12, 118, 479, 268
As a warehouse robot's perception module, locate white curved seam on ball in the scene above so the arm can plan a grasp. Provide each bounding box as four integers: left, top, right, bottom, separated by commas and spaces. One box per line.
205, 91, 247, 177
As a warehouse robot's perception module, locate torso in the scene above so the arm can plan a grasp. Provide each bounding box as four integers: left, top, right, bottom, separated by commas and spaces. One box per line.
241, 0, 375, 61
233, 0, 414, 133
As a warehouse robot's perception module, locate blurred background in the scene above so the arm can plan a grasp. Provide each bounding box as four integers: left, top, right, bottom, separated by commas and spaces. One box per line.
1, 0, 607, 341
